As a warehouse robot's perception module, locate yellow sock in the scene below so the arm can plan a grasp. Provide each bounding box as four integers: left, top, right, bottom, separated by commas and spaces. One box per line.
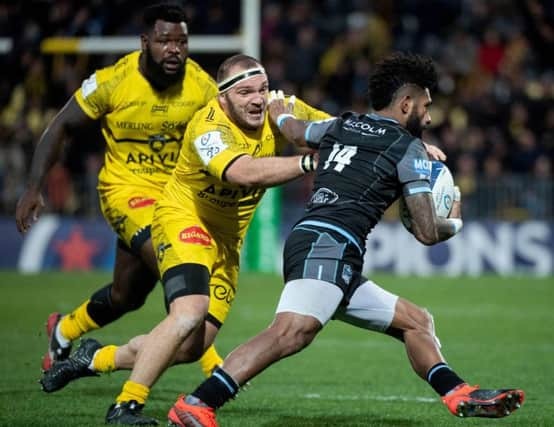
199, 344, 224, 378
59, 300, 100, 341
92, 345, 118, 373
116, 380, 150, 405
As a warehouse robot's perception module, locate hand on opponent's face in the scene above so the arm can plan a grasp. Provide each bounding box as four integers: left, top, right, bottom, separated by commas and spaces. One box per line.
268, 90, 296, 126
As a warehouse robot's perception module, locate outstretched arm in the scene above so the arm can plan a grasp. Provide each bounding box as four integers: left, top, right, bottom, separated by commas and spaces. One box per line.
267, 90, 446, 162
224, 152, 316, 187
15, 96, 93, 233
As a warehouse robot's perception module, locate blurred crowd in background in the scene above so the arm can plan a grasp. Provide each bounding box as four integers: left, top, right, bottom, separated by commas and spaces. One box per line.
0, 0, 552, 221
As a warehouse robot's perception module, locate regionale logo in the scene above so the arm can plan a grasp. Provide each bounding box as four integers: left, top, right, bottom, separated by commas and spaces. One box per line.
128, 197, 156, 209
179, 226, 211, 246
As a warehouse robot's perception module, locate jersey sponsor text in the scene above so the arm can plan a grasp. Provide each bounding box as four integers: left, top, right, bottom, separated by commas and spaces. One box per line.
179, 226, 211, 246
413, 159, 432, 175
115, 121, 154, 131
126, 151, 178, 168
344, 117, 387, 135
128, 197, 156, 209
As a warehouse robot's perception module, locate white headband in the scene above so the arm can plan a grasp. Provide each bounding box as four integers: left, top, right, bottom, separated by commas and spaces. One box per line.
218, 67, 266, 92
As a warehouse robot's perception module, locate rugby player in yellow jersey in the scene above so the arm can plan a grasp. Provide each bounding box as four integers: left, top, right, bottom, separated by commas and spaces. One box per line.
39, 53, 330, 425
15, 3, 223, 379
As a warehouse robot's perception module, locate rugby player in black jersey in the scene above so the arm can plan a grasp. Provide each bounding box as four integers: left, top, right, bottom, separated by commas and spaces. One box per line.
167, 52, 524, 426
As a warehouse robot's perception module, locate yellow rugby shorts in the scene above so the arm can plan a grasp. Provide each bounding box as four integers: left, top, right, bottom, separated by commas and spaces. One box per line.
98, 184, 164, 252
151, 200, 240, 326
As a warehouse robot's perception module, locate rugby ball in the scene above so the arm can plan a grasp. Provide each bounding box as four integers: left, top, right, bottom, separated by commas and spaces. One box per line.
399, 161, 455, 232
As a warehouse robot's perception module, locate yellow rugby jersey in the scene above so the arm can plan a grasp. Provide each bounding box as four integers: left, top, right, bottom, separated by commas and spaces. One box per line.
163, 96, 330, 238
74, 51, 217, 189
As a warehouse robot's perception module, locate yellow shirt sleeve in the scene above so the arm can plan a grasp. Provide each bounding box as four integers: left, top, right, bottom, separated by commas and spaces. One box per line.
189, 123, 246, 181
74, 67, 119, 120
291, 97, 332, 121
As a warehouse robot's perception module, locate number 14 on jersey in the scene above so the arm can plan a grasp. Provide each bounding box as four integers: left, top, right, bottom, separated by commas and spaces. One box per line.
323, 143, 358, 172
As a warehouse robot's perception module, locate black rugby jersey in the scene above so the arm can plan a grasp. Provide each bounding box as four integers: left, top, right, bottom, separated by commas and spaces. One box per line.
299, 112, 432, 251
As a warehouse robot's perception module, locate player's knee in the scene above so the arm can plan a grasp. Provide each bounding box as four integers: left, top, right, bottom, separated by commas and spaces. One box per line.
127, 334, 146, 356
173, 312, 206, 341
270, 315, 320, 356
396, 303, 434, 335
166, 307, 209, 364
412, 307, 435, 336
169, 298, 209, 342
416, 307, 442, 347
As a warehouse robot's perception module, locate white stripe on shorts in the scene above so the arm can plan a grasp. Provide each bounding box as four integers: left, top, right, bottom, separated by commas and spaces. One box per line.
276, 279, 343, 326
334, 280, 399, 332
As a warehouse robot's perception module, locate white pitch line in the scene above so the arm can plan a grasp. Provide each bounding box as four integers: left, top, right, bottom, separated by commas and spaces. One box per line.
303, 393, 436, 403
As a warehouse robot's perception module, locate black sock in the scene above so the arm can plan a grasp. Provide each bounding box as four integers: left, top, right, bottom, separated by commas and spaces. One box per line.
426, 363, 465, 396
192, 367, 240, 409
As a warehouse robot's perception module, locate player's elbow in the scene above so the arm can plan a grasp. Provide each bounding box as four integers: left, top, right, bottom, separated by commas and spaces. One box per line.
224, 156, 265, 187
290, 134, 307, 148
413, 227, 440, 246
226, 169, 262, 187
415, 235, 437, 246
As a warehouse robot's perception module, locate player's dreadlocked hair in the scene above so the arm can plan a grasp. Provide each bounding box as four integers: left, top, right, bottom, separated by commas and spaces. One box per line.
216, 54, 261, 83
143, 3, 188, 30
369, 52, 438, 111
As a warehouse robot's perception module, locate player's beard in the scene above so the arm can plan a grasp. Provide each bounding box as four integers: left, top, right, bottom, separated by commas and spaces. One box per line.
144, 47, 185, 90
406, 110, 424, 138
224, 94, 264, 131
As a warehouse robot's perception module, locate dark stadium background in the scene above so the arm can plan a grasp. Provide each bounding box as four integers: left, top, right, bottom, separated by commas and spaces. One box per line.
0, 1, 552, 275
0, 3, 553, 426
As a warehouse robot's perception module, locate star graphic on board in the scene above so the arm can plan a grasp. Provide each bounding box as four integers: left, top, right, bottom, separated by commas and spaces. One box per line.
54, 226, 100, 271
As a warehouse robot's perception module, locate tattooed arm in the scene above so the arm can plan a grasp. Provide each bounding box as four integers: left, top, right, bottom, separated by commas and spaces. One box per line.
404, 192, 461, 245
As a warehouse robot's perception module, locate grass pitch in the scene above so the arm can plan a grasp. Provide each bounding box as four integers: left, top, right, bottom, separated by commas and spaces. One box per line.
0, 271, 552, 426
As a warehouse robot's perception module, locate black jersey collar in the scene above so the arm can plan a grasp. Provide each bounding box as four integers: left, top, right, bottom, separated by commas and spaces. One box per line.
366, 113, 399, 124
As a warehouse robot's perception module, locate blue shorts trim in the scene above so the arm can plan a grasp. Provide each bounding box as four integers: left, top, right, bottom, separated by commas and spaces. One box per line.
294, 220, 362, 254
